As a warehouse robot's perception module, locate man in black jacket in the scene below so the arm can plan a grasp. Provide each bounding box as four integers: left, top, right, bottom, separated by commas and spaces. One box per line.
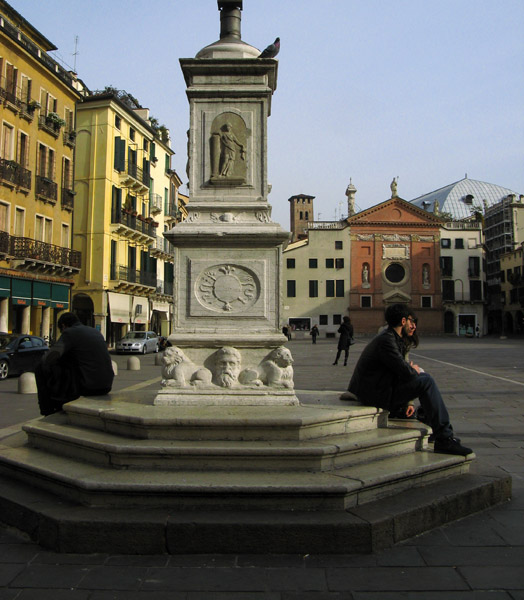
348, 304, 472, 457
35, 312, 114, 416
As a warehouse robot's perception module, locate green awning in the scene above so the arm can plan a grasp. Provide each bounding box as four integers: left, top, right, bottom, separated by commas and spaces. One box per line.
11, 279, 31, 306
51, 283, 70, 309
0, 276, 10, 298
32, 281, 52, 307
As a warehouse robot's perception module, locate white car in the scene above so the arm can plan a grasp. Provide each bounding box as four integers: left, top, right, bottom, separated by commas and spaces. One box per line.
115, 331, 159, 354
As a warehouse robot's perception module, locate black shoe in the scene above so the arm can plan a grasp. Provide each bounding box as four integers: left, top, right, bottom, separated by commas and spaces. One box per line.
343, 362, 347, 366
428, 434, 460, 444
434, 437, 472, 456
332, 362, 338, 365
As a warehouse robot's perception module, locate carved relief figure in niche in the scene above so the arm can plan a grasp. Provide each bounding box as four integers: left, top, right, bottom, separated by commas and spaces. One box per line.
422, 264, 430, 286
239, 346, 295, 389
219, 123, 245, 176
214, 346, 242, 388
210, 112, 248, 185
362, 263, 370, 288
161, 346, 212, 388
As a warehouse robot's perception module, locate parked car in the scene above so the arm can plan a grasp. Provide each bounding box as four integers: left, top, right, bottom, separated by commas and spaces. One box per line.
115, 331, 159, 354
0, 334, 49, 380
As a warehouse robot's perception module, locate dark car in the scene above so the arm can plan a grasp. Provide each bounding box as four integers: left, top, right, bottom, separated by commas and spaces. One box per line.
0, 334, 49, 380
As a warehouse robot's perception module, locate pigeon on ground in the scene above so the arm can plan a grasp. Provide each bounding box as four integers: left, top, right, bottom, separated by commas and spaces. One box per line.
258, 37, 280, 59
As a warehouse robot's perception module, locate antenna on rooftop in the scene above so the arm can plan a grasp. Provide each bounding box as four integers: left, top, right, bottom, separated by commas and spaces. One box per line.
73, 36, 79, 72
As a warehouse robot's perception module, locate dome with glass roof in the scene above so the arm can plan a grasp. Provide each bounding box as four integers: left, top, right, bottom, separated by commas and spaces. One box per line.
410, 177, 520, 220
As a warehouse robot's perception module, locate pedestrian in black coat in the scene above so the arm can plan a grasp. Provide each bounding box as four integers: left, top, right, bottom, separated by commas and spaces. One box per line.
310, 325, 319, 344
333, 316, 353, 366
35, 312, 114, 416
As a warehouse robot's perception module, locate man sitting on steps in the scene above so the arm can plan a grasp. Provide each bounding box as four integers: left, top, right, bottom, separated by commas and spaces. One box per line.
346, 303, 473, 457
35, 312, 114, 416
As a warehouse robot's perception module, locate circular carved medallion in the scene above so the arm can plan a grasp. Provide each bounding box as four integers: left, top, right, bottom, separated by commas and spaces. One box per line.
195, 264, 260, 312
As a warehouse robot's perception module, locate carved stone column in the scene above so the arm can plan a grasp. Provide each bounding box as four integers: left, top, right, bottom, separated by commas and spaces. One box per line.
158, 1, 296, 406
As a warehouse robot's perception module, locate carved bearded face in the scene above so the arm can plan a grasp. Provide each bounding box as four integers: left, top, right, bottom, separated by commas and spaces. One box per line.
215, 348, 241, 387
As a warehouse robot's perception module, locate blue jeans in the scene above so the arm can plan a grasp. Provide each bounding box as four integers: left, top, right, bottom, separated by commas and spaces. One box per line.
391, 372, 453, 440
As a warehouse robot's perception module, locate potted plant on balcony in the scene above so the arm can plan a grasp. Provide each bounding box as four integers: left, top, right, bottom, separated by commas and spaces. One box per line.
46, 112, 66, 130
27, 99, 41, 114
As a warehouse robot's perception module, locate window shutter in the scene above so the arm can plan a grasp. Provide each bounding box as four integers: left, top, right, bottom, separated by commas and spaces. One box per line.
114, 137, 125, 171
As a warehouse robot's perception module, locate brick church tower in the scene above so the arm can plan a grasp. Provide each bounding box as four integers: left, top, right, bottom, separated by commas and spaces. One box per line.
288, 194, 315, 242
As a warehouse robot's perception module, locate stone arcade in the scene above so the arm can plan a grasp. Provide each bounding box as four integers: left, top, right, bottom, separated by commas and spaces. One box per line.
0, 1, 510, 554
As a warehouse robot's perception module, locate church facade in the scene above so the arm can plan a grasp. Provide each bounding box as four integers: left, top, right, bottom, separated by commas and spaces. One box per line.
347, 197, 443, 334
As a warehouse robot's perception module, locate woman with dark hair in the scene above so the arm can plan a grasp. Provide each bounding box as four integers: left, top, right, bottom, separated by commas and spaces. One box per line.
333, 316, 354, 366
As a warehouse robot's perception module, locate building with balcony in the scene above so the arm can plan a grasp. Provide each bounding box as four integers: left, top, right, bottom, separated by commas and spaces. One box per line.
0, 0, 82, 339
73, 89, 181, 344
500, 243, 524, 335
411, 177, 523, 334
439, 220, 485, 336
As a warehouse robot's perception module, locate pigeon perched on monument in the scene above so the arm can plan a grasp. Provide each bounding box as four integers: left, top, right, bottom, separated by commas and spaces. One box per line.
258, 37, 280, 58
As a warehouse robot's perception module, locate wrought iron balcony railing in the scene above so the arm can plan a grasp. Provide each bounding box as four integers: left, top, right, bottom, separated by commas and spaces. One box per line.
111, 209, 156, 237
156, 279, 173, 296
0, 77, 23, 110
0, 158, 31, 190
36, 175, 57, 201
150, 192, 163, 213
61, 188, 74, 211
112, 264, 156, 287
38, 114, 62, 138
0, 231, 10, 254
9, 235, 81, 269
63, 128, 76, 148
123, 161, 150, 187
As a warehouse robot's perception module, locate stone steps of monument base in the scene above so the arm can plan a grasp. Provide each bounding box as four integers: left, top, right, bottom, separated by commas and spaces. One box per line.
0, 437, 473, 511
64, 398, 386, 441
0, 467, 510, 554
22, 417, 428, 472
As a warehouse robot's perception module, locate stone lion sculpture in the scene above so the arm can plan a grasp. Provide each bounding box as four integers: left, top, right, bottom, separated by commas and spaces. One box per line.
239, 346, 294, 389
161, 346, 212, 388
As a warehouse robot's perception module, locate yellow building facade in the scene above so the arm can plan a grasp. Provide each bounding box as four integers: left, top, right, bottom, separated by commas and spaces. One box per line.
0, 1, 81, 340
500, 244, 524, 335
73, 91, 180, 344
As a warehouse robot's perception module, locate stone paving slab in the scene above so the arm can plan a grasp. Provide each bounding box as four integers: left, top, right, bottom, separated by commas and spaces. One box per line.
0, 337, 521, 597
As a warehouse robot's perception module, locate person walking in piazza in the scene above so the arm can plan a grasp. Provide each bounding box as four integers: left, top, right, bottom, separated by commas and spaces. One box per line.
346, 303, 473, 457
310, 324, 319, 344
333, 316, 354, 366
35, 312, 114, 416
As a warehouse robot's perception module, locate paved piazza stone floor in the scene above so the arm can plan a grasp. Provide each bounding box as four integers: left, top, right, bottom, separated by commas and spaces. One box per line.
0, 334, 522, 598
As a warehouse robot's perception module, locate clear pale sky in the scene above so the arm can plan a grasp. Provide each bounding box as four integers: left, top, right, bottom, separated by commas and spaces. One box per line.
12, 0, 524, 228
